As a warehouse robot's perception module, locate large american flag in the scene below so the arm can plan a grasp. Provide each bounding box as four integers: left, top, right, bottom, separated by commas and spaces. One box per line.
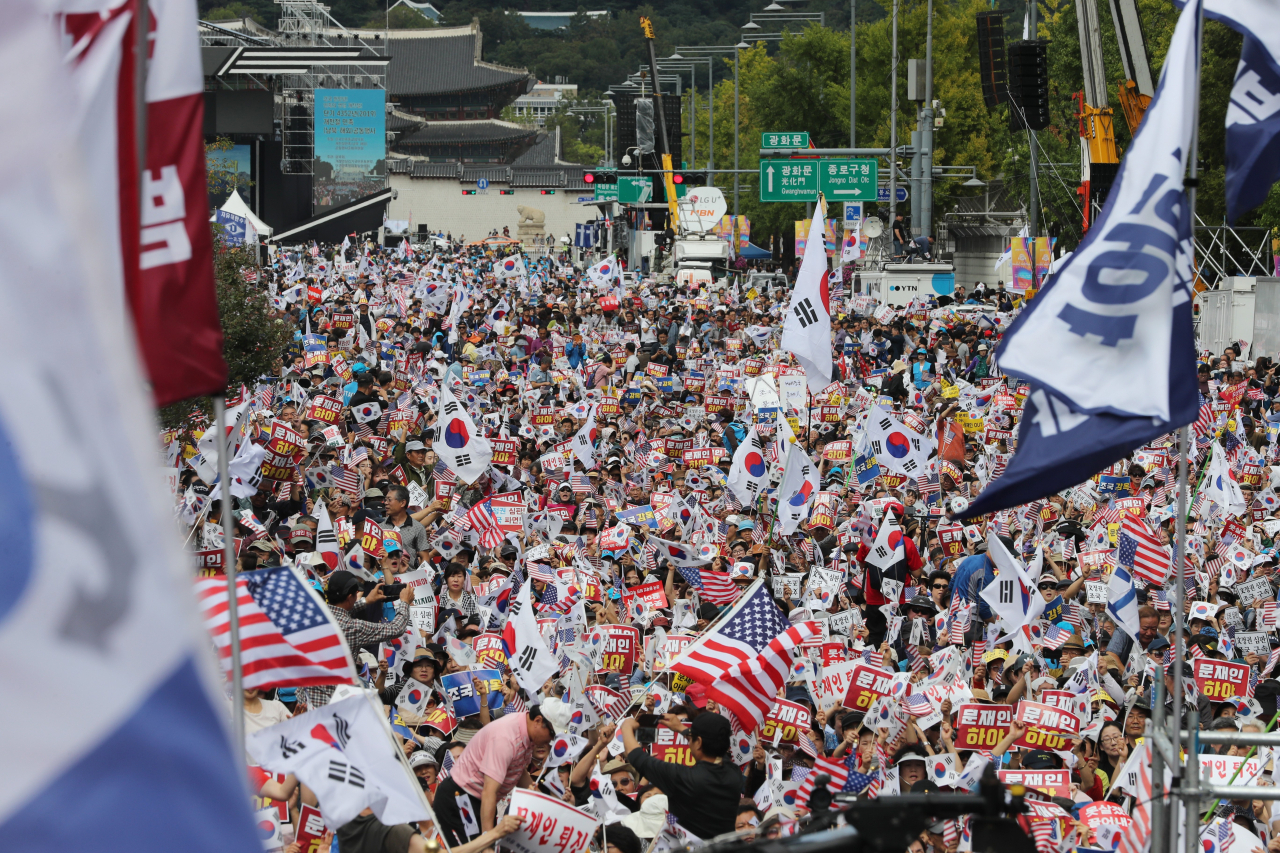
675, 565, 742, 605
194, 567, 356, 689
1117, 515, 1171, 585
672, 582, 816, 732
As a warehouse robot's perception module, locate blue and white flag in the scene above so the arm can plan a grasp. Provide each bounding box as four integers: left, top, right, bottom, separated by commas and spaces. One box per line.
959, 0, 1203, 519
1183, 0, 1280, 222
0, 5, 259, 850
1106, 563, 1142, 643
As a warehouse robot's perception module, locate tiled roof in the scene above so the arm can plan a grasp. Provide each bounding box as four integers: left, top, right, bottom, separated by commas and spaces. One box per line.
397, 119, 538, 145
376, 23, 530, 97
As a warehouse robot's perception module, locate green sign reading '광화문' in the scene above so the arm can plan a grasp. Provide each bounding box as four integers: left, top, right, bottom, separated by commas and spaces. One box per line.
761, 132, 810, 149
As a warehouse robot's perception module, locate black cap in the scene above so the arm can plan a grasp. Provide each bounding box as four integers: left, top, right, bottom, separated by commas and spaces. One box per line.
325, 570, 362, 604
689, 712, 732, 758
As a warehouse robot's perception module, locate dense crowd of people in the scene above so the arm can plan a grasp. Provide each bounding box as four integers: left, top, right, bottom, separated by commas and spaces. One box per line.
176, 234, 1280, 853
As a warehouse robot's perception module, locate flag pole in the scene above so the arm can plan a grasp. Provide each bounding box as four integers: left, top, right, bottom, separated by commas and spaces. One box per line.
1179, 4, 1205, 852
216, 396, 247, 752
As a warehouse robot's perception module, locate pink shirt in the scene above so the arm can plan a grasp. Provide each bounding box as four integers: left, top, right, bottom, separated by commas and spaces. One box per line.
450, 712, 533, 799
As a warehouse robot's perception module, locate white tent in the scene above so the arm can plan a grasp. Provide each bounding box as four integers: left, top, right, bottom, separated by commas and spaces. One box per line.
211, 190, 271, 238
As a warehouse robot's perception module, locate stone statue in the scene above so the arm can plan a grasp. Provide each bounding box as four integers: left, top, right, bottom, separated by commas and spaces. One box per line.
515, 204, 547, 250
515, 205, 546, 227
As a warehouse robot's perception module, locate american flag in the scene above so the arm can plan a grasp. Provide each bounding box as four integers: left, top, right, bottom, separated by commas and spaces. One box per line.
842, 769, 879, 794
464, 500, 504, 548
673, 584, 817, 733
676, 565, 742, 605
797, 730, 818, 759
438, 749, 454, 781
752, 520, 770, 544
1038, 621, 1072, 651
796, 756, 849, 805
903, 693, 933, 716
570, 473, 594, 494
333, 467, 361, 495
193, 567, 356, 689
1194, 400, 1215, 438
1117, 515, 1171, 585
1114, 745, 1153, 853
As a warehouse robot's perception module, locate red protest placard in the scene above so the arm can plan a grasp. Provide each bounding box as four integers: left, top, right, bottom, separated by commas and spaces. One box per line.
820, 642, 847, 666
998, 769, 1071, 798
597, 624, 640, 673
490, 438, 519, 466
761, 699, 811, 745
295, 804, 327, 853
623, 581, 668, 612
823, 440, 854, 462
532, 406, 558, 426
1193, 659, 1250, 701
435, 481, 455, 502
260, 449, 297, 482
842, 664, 897, 711
954, 704, 1013, 750
650, 726, 696, 766
1079, 802, 1133, 832
304, 395, 343, 425
682, 447, 722, 468
645, 362, 669, 377
647, 633, 694, 671
490, 491, 526, 533
420, 706, 458, 736
1041, 689, 1089, 722
1015, 700, 1080, 736
704, 395, 733, 413
475, 633, 508, 671
938, 523, 966, 558
332, 311, 355, 331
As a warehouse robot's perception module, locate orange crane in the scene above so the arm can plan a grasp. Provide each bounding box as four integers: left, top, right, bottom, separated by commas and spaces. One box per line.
1074, 0, 1153, 233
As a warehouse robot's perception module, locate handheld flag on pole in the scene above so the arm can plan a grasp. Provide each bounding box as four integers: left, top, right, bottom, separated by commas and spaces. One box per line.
781, 200, 834, 392
957, 0, 1203, 519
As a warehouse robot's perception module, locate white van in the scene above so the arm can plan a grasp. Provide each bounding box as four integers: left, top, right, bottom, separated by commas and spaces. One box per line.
861, 262, 956, 307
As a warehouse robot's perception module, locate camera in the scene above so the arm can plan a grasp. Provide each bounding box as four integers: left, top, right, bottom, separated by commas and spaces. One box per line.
380, 582, 407, 598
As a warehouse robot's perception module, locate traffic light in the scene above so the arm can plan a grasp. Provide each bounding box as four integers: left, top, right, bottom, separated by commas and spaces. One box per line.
461, 189, 477, 195
540, 189, 556, 195
585, 170, 618, 184
672, 172, 708, 187
499, 189, 514, 195
1007, 39, 1049, 130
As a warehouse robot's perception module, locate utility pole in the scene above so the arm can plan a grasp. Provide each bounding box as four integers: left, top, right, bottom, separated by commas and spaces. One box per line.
734, 46, 741, 217
850, 0, 856, 148
920, 0, 934, 238
1027, 0, 1039, 238
888, 0, 899, 230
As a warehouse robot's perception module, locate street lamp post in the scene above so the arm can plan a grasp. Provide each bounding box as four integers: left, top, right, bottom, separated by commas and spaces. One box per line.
674, 42, 749, 216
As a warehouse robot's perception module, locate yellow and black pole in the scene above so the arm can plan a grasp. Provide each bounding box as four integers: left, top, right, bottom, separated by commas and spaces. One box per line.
640, 17, 681, 228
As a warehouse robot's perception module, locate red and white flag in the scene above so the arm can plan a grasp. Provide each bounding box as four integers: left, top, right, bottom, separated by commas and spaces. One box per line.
60, 0, 227, 406
194, 567, 357, 690
796, 755, 850, 806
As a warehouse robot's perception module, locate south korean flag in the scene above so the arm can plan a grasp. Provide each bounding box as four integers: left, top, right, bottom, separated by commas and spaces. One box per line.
863, 404, 933, 476
352, 401, 383, 424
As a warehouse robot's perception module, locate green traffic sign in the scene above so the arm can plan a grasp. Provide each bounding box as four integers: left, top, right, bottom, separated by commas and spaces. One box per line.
759, 159, 818, 202
594, 184, 620, 202
761, 132, 810, 149
819, 158, 878, 200
618, 176, 653, 204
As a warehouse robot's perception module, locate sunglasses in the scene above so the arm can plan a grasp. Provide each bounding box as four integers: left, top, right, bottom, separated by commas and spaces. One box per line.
931, 583, 949, 590
1037, 583, 1057, 591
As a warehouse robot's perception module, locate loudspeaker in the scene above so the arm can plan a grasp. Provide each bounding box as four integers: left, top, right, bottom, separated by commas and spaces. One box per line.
976, 11, 1007, 109
1008, 39, 1050, 130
